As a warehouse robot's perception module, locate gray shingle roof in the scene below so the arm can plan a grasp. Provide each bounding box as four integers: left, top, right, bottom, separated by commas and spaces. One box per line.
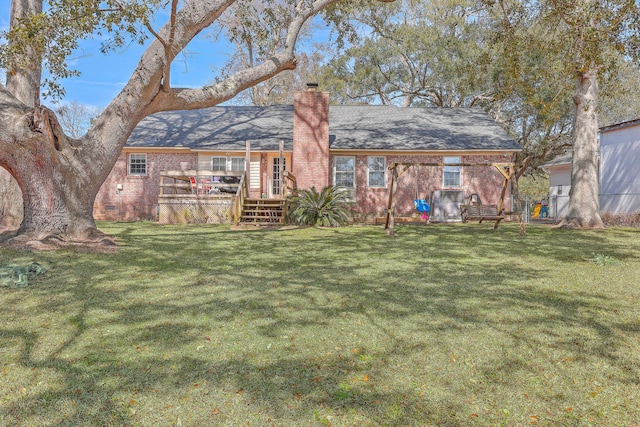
126, 105, 294, 151
329, 106, 519, 151
126, 105, 521, 152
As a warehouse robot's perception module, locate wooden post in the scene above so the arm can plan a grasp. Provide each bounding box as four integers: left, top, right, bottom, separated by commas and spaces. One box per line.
385, 166, 399, 237
384, 164, 395, 229
494, 164, 513, 230
263, 171, 268, 198
245, 141, 251, 195
494, 164, 513, 214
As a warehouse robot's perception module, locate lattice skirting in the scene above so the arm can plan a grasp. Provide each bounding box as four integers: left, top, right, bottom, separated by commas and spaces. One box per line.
158, 200, 233, 224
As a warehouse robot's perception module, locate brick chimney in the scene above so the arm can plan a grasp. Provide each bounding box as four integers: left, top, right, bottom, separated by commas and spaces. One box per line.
292, 83, 330, 190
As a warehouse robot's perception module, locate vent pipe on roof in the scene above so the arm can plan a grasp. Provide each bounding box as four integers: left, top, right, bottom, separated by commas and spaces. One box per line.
306, 82, 319, 91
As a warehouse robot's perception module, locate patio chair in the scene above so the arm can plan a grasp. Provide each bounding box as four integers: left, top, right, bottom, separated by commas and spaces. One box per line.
189, 176, 198, 195
201, 178, 213, 193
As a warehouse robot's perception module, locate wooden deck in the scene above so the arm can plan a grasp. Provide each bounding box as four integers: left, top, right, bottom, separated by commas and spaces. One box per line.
158, 170, 297, 225
158, 170, 243, 224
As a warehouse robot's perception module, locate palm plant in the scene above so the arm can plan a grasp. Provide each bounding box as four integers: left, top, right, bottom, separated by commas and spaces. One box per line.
286, 185, 350, 227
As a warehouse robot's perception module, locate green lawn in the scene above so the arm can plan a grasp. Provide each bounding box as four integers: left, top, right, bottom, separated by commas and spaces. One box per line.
1, 222, 640, 426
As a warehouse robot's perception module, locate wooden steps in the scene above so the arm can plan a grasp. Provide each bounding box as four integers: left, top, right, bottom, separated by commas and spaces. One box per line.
239, 198, 286, 225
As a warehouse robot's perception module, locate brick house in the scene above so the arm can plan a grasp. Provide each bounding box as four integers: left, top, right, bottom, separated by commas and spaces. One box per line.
94, 85, 521, 224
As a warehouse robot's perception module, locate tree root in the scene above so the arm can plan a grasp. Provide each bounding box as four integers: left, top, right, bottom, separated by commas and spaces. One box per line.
555, 217, 605, 229
0, 228, 117, 253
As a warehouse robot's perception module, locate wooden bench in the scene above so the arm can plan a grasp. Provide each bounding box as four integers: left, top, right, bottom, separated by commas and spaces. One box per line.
460, 204, 504, 229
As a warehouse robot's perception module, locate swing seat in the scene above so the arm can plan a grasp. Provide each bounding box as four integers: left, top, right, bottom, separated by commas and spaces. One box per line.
414, 199, 430, 213
460, 204, 504, 229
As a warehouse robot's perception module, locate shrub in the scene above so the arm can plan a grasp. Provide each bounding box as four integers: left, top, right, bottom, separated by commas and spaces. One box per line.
287, 186, 349, 227
601, 211, 640, 228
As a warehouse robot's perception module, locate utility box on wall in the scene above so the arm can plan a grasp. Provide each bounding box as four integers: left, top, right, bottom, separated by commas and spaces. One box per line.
430, 190, 465, 222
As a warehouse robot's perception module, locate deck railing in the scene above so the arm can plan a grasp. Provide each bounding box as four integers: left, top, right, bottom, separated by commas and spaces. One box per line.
281, 171, 298, 220
159, 170, 243, 196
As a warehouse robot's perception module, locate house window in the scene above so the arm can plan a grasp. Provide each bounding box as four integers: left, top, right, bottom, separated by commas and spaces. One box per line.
368, 156, 386, 187
128, 153, 147, 176
443, 156, 461, 188
211, 157, 226, 171
334, 156, 355, 188
230, 157, 246, 171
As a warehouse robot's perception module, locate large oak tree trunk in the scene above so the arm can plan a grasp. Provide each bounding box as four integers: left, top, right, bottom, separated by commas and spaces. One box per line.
563, 68, 604, 228
0, 99, 116, 250
0, 171, 22, 228
1, 0, 113, 249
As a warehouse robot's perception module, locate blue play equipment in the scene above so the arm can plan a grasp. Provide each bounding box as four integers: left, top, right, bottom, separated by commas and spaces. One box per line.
540, 204, 549, 218
414, 199, 430, 220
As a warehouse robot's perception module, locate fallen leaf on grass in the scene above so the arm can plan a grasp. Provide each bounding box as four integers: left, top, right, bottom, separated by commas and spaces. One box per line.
352, 374, 370, 383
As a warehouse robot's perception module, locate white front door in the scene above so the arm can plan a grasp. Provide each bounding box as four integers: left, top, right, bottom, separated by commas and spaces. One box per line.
269, 156, 287, 198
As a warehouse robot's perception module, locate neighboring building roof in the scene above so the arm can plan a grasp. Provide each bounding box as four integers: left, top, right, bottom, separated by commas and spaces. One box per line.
541, 117, 640, 170
126, 105, 521, 152
540, 151, 572, 169
600, 118, 640, 133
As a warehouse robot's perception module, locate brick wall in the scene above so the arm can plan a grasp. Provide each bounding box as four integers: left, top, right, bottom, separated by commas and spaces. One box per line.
292, 87, 329, 190
94, 151, 197, 221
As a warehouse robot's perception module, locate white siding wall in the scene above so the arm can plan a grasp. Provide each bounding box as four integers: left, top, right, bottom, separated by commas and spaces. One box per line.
250, 154, 261, 190
547, 165, 571, 218
600, 125, 640, 214
549, 167, 571, 187
197, 155, 211, 171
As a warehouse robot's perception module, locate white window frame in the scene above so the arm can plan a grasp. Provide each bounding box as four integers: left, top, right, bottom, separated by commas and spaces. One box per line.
367, 156, 386, 188
334, 156, 356, 189
230, 157, 246, 172
443, 156, 461, 188
128, 153, 147, 176
211, 156, 227, 172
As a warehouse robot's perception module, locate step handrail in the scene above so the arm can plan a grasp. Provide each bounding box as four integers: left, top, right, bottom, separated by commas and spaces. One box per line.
283, 171, 297, 197
233, 173, 247, 225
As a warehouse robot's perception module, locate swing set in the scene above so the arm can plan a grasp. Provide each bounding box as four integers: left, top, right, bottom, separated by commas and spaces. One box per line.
383, 161, 519, 237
